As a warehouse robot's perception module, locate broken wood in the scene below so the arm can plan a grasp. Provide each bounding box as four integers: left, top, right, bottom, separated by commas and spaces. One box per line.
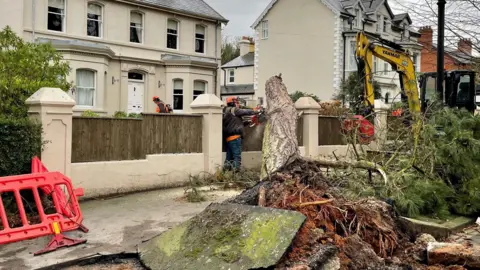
294, 199, 334, 208
261, 75, 300, 179
258, 186, 266, 207
315, 159, 388, 184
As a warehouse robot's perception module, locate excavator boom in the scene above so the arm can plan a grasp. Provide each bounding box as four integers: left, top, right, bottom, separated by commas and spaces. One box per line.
355, 31, 420, 115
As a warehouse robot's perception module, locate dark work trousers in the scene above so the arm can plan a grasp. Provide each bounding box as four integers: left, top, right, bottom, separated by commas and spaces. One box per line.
224, 138, 242, 171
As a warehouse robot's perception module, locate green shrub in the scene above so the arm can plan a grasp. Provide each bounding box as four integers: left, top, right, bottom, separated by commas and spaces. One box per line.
128, 113, 141, 119
113, 111, 128, 118
0, 117, 43, 176
81, 110, 100, 117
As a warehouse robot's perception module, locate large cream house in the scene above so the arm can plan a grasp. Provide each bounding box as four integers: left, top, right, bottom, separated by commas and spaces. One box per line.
0, 0, 227, 114
252, 0, 422, 105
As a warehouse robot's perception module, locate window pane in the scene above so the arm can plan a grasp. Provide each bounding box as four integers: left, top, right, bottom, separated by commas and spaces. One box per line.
174, 89, 183, 95
167, 34, 177, 49
48, 0, 64, 10
87, 20, 100, 36
173, 80, 183, 89
195, 39, 204, 53
349, 40, 356, 69
457, 75, 471, 104
88, 3, 101, 15
130, 28, 141, 43
128, 72, 143, 80
174, 95, 183, 110
194, 81, 206, 91
76, 70, 95, 106
196, 25, 205, 35
131, 12, 142, 25
48, 13, 63, 31
77, 70, 95, 88
168, 20, 178, 31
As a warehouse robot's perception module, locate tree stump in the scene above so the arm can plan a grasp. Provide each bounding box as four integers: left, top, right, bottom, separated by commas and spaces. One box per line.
261, 75, 300, 179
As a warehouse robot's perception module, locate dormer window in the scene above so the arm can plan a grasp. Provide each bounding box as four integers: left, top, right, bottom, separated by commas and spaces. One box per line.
383, 17, 388, 32
353, 9, 360, 28
376, 15, 381, 32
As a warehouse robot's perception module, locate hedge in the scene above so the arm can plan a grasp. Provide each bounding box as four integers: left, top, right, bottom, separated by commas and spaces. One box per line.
0, 117, 43, 177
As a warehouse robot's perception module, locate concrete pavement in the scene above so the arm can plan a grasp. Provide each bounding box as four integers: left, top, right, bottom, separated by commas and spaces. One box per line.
0, 188, 240, 270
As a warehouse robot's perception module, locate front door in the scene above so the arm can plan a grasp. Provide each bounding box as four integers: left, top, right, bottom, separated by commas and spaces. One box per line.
128, 82, 144, 114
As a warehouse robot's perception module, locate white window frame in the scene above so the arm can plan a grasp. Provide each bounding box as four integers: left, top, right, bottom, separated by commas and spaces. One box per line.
87, 2, 103, 38
75, 69, 96, 108
173, 79, 184, 112
383, 17, 388, 33
347, 39, 357, 71
47, 0, 66, 32
195, 24, 206, 54
227, 69, 235, 84
130, 11, 144, 44
167, 19, 179, 50
376, 15, 381, 33
261, 20, 268, 39
193, 80, 207, 101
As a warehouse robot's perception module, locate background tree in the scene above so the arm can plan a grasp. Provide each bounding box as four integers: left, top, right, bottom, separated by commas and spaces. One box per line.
0, 26, 72, 118
289, 91, 320, 103
335, 71, 382, 105
221, 36, 240, 65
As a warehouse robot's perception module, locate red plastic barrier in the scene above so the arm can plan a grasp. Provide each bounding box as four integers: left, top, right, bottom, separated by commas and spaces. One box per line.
0, 160, 88, 255
31, 157, 80, 217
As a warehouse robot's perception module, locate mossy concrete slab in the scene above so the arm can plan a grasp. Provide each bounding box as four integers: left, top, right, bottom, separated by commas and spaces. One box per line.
139, 203, 306, 270
400, 215, 474, 240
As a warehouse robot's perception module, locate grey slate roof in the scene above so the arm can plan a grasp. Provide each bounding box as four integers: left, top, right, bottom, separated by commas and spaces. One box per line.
221, 84, 255, 95
430, 45, 473, 64
37, 37, 110, 50
221, 52, 254, 68
162, 54, 217, 64
393, 13, 411, 24
128, 0, 227, 22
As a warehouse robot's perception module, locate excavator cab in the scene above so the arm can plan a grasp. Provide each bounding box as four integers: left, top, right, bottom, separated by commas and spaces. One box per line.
418, 70, 476, 114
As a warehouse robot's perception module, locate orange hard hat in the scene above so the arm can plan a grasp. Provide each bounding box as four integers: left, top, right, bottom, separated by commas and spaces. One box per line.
152, 96, 160, 101
226, 97, 238, 104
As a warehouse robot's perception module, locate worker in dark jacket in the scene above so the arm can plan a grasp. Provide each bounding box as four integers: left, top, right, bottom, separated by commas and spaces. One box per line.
223, 97, 257, 171
153, 96, 172, 113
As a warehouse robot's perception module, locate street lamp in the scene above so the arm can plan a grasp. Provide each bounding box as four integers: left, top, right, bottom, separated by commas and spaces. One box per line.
437, 0, 446, 97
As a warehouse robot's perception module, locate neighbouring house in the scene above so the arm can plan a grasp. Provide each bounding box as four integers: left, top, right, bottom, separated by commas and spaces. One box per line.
418, 26, 473, 72
251, 0, 422, 105
220, 36, 257, 107
0, 0, 227, 115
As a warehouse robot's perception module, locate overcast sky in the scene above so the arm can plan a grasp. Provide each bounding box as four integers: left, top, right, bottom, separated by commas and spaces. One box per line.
203, 0, 272, 38
203, 0, 412, 38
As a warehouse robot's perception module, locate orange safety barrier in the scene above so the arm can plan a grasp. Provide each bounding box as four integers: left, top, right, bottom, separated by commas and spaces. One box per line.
0, 158, 88, 255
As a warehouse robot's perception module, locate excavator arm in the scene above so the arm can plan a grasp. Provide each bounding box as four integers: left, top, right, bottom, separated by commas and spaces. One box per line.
355, 31, 420, 115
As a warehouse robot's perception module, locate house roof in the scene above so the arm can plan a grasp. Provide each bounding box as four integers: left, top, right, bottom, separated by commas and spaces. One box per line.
251, 0, 344, 28
221, 84, 255, 96
221, 52, 255, 68
393, 13, 412, 24
126, 0, 228, 23
361, 0, 394, 17
430, 45, 473, 64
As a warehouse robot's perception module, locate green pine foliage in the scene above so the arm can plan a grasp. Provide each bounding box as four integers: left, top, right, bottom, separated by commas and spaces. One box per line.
343, 108, 480, 219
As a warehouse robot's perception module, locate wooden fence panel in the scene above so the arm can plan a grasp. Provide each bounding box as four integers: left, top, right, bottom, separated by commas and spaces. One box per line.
318, 116, 346, 145
72, 114, 203, 163
141, 114, 203, 155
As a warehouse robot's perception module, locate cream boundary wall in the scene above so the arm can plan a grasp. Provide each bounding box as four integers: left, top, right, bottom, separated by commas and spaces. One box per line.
71, 153, 204, 198
27, 90, 378, 200
1, 0, 224, 115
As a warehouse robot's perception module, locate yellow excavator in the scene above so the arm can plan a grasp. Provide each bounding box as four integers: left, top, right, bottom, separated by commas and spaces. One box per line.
352, 31, 476, 140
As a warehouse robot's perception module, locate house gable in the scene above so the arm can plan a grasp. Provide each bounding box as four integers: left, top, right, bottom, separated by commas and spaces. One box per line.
251, 0, 342, 29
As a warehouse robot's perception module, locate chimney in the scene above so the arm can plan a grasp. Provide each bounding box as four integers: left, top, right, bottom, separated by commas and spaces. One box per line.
418, 26, 433, 48
458, 38, 472, 55
239, 36, 252, 56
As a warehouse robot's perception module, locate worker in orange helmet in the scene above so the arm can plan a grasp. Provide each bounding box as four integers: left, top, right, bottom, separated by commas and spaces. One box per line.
152, 96, 172, 113
223, 96, 258, 171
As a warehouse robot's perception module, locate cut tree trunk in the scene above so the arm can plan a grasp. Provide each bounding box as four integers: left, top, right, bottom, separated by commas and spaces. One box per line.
261, 75, 300, 179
